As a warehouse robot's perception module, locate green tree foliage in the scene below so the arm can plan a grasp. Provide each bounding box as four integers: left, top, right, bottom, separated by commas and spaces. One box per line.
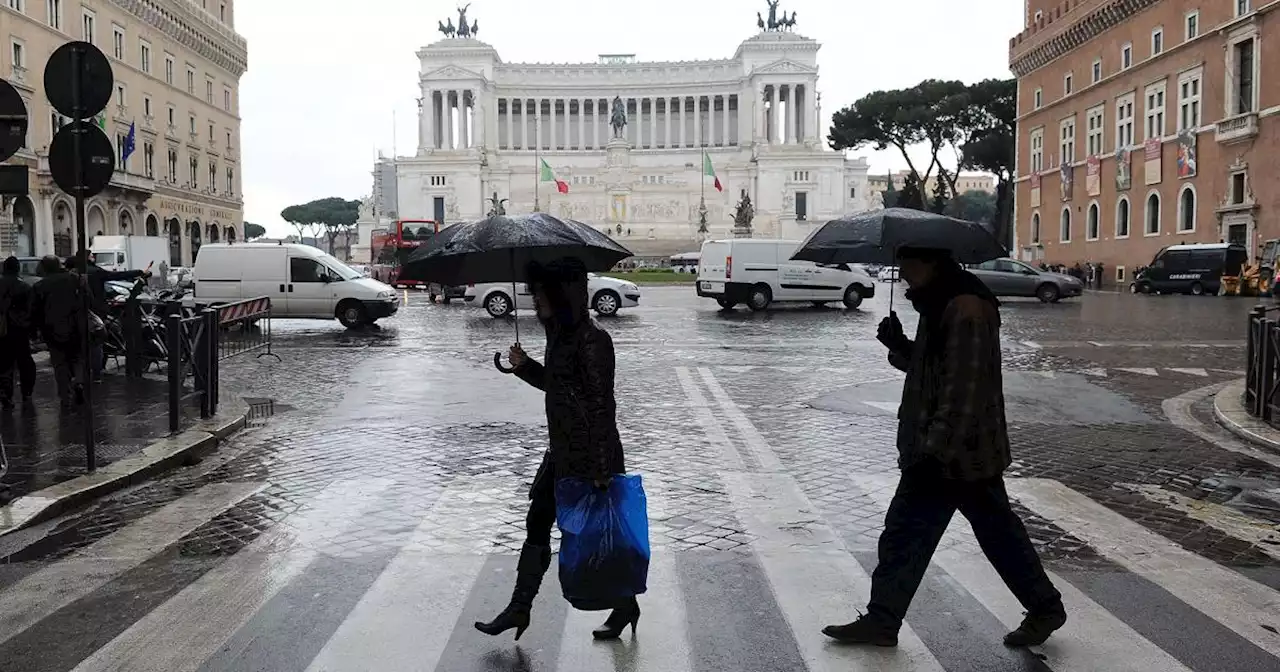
959, 79, 1016, 247
881, 173, 899, 209
898, 173, 925, 211
280, 197, 361, 254
945, 189, 998, 225
930, 177, 950, 214
243, 222, 267, 240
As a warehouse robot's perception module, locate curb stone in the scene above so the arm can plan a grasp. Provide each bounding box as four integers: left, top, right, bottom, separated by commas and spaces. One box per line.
1212, 379, 1280, 456
0, 400, 250, 539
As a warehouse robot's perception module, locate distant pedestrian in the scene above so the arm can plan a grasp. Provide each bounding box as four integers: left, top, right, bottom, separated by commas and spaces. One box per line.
30, 255, 85, 408
474, 258, 639, 642
823, 247, 1067, 648
0, 256, 36, 409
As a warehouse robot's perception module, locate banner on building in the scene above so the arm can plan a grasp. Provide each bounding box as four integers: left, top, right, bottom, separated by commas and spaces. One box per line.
1177, 130, 1198, 179
1060, 162, 1073, 202
1086, 155, 1101, 197
1144, 137, 1162, 185
1030, 172, 1041, 208
1115, 147, 1132, 191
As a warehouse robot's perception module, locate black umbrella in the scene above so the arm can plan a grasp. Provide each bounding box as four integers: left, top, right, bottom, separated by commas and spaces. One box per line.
399, 213, 632, 373
790, 208, 1008, 312
790, 208, 1007, 266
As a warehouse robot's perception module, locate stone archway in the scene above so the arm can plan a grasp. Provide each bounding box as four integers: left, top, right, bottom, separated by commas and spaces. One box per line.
119, 208, 134, 236
52, 200, 74, 257
167, 217, 182, 267
207, 222, 220, 243
224, 225, 236, 242
188, 220, 203, 264
11, 196, 35, 257
145, 214, 159, 237
87, 204, 107, 240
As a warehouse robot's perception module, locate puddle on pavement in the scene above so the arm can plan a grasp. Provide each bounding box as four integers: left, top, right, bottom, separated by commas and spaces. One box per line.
1199, 475, 1280, 520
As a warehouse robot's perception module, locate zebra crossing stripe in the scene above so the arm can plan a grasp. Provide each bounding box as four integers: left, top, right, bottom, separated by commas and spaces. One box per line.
851, 474, 1194, 672
0, 482, 264, 647
697, 367, 782, 472
1124, 484, 1280, 563
674, 367, 745, 469
70, 478, 396, 672
1007, 478, 1280, 661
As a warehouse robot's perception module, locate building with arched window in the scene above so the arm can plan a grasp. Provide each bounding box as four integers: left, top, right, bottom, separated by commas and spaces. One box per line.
0, 0, 247, 267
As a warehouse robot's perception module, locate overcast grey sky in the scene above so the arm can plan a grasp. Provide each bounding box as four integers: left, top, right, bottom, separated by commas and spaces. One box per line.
237, 0, 1022, 235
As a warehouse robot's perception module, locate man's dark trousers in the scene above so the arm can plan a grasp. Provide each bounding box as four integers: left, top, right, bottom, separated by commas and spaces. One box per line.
0, 333, 36, 403
867, 463, 1063, 628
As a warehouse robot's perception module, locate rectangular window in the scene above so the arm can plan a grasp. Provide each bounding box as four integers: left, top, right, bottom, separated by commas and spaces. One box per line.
8, 0, 23, 13
1059, 117, 1076, 165
1237, 0, 1251, 17
115, 84, 125, 108
205, 78, 213, 104
116, 133, 128, 167
1086, 105, 1105, 156
1029, 128, 1044, 173
1121, 43, 1132, 69
208, 122, 214, 142
226, 167, 233, 195
1231, 173, 1246, 204
164, 54, 174, 84
225, 129, 232, 149
190, 155, 198, 187
1178, 72, 1202, 130
166, 106, 175, 127
112, 24, 124, 59
186, 65, 195, 94
81, 9, 94, 43
1064, 72, 1073, 95
1186, 11, 1199, 40
209, 162, 216, 191
1145, 81, 1166, 140
46, 0, 60, 30
143, 142, 154, 178
1034, 88, 1042, 109
223, 88, 231, 111
795, 192, 808, 222
49, 111, 64, 143
143, 95, 151, 118
1092, 58, 1102, 83
220, 3, 226, 22
1234, 38, 1256, 114
188, 115, 196, 135
167, 148, 177, 182
1151, 27, 1163, 55
140, 40, 151, 74
1115, 94, 1135, 149
10, 40, 24, 70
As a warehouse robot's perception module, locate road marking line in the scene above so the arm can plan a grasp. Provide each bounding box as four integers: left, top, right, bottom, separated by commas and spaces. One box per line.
724, 472, 945, 672
1087, 341, 1110, 347
1075, 368, 1108, 377
865, 401, 901, 414
1021, 340, 1042, 350
674, 367, 745, 469
0, 482, 265, 646
1116, 367, 1160, 376
852, 474, 1195, 672
72, 478, 396, 672
697, 367, 783, 472
1123, 484, 1280, 563
1170, 368, 1209, 377
1007, 478, 1280, 660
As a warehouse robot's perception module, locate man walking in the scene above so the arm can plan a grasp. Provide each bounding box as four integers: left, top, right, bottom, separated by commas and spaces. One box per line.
31, 256, 85, 408
0, 256, 36, 409
823, 247, 1067, 648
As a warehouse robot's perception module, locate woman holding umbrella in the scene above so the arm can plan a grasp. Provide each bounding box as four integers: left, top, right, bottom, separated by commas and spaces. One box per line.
473, 257, 640, 642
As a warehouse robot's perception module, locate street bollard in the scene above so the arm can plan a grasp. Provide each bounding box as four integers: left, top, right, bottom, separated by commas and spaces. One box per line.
166, 310, 182, 433
123, 299, 142, 378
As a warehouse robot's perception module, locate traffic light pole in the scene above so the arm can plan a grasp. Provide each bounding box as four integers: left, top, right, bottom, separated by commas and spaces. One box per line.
70, 45, 96, 471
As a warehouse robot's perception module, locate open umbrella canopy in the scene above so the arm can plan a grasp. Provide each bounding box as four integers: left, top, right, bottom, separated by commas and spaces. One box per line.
790, 208, 1007, 266
400, 213, 633, 285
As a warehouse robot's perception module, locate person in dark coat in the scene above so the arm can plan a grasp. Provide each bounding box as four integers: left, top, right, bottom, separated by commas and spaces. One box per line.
0, 256, 37, 409
72, 250, 149, 379
30, 255, 86, 408
474, 258, 637, 642
823, 247, 1066, 648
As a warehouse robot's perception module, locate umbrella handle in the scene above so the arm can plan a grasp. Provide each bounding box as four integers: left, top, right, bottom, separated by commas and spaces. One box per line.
493, 352, 517, 374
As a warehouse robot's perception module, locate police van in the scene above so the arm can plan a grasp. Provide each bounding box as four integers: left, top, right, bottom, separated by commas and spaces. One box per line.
1131, 243, 1248, 295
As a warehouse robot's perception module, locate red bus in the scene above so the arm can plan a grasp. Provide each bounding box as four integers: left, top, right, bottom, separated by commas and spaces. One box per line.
370, 219, 463, 301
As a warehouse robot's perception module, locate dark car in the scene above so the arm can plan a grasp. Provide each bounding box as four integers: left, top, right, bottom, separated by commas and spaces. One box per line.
1131, 243, 1247, 296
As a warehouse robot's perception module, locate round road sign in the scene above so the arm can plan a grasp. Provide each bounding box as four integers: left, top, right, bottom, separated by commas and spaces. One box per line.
44, 41, 113, 119
48, 120, 116, 198
0, 79, 29, 162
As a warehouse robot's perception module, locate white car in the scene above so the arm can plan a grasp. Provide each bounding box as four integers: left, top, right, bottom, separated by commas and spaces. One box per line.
465, 274, 641, 318
877, 266, 901, 283
696, 238, 875, 311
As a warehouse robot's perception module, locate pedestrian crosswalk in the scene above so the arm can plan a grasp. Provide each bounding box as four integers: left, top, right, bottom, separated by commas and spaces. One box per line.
0, 470, 1276, 671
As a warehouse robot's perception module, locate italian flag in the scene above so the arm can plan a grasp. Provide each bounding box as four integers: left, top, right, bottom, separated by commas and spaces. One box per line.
540, 159, 569, 194
703, 152, 723, 192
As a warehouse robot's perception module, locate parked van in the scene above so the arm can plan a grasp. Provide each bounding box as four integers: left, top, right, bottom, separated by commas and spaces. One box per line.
1131, 243, 1248, 296
696, 239, 875, 311
193, 243, 399, 328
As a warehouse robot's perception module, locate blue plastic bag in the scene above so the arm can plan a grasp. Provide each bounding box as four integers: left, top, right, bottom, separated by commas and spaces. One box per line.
555, 474, 650, 610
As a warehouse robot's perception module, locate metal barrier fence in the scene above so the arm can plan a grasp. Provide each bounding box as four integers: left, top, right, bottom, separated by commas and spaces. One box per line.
215, 297, 279, 362
1245, 304, 1280, 424
166, 306, 218, 433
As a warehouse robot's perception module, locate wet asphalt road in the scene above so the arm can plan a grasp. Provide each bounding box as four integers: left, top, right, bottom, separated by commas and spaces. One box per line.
0, 284, 1277, 672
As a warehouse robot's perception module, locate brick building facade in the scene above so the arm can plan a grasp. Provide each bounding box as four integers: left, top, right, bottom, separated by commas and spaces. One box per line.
1009, 0, 1276, 287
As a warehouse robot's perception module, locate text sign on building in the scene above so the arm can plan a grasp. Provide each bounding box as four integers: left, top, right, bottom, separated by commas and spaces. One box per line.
1144, 138, 1162, 185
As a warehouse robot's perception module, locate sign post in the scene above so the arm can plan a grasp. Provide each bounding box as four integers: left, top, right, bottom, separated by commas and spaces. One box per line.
44, 41, 115, 471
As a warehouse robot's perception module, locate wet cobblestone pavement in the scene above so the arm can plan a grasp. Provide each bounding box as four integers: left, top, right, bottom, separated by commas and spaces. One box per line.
1, 286, 1278, 672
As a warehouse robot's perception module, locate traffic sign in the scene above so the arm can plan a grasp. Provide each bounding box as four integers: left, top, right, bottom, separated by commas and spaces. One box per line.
48, 120, 115, 197
0, 79, 28, 162
44, 41, 113, 119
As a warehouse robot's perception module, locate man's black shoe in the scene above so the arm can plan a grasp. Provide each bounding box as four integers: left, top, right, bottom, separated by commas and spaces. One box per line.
821, 615, 898, 647
1004, 608, 1067, 647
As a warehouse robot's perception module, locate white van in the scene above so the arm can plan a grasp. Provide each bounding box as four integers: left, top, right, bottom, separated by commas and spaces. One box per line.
193, 243, 399, 328
696, 239, 875, 311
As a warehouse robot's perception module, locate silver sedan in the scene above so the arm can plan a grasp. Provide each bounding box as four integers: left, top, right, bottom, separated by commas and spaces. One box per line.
967, 258, 1084, 303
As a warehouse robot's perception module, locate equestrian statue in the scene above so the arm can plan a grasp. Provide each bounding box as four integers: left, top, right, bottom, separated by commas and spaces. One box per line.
610, 96, 627, 140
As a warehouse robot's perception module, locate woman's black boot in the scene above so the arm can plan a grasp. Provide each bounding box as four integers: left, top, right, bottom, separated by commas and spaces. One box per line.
474, 543, 551, 640
592, 597, 641, 640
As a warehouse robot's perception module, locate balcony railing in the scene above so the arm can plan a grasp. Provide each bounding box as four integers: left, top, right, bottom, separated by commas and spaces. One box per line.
10, 65, 26, 85
109, 170, 156, 194
1216, 112, 1259, 144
